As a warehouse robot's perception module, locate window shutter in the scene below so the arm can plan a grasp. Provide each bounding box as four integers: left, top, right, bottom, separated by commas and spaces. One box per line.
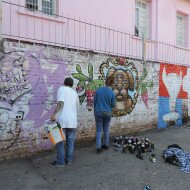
135, 0, 148, 38
139, 8, 147, 38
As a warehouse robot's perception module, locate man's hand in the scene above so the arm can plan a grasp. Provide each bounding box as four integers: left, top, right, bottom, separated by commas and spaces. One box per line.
51, 115, 56, 122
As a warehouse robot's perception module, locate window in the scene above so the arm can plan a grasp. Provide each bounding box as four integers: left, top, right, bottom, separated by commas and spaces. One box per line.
26, 0, 38, 11
176, 13, 187, 47
135, 0, 149, 38
26, 0, 56, 15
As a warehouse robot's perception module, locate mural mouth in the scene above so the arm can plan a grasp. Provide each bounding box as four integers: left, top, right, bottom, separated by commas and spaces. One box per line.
116, 94, 126, 101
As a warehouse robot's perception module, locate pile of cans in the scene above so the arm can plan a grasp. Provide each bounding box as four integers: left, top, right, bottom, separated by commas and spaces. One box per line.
113, 136, 156, 162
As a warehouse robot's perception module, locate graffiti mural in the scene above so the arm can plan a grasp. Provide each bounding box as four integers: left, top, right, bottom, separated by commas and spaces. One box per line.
138, 67, 154, 109
0, 43, 69, 153
183, 68, 190, 120
0, 52, 32, 151
158, 63, 188, 128
99, 58, 138, 117
72, 62, 104, 111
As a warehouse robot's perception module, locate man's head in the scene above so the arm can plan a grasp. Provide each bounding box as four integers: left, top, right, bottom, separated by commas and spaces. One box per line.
105, 76, 115, 86
64, 77, 74, 87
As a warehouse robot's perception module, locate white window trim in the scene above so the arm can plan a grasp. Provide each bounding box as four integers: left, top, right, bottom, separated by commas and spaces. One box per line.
26, 0, 56, 15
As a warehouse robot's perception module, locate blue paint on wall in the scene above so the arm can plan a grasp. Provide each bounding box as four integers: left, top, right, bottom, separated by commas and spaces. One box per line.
158, 96, 182, 129
158, 96, 170, 129
175, 98, 182, 126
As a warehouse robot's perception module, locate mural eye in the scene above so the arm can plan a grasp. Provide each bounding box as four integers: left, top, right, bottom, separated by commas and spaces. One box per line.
114, 81, 118, 85
117, 74, 123, 78
123, 80, 127, 84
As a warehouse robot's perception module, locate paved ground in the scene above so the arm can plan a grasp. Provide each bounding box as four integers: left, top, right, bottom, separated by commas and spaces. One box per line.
1, 127, 190, 190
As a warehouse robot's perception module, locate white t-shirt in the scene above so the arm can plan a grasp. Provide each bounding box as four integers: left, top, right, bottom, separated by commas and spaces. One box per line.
57, 86, 79, 128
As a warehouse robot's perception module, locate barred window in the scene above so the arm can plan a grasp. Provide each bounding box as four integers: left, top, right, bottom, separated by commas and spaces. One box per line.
26, 0, 38, 11
42, 0, 54, 15
26, 0, 56, 15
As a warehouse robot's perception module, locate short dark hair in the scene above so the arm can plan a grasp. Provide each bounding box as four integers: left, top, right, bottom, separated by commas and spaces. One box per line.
105, 76, 115, 86
64, 77, 74, 87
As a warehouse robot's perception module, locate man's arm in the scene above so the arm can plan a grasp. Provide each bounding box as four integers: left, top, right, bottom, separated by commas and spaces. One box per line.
51, 101, 64, 122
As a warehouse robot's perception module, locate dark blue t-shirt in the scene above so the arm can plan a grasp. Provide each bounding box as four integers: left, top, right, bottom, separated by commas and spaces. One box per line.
94, 86, 115, 113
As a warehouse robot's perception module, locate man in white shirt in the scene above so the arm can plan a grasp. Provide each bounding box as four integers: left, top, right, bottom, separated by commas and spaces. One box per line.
51, 78, 79, 167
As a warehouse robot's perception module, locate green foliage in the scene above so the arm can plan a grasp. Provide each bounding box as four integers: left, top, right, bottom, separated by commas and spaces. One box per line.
86, 79, 104, 91
78, 81, 86, 88
71, 73, 90, 81
76, 64, 82, 73
88, 62, 93, 79
72, 62, 104, 105
138, 67, 154, 95
79, 94, 86, 104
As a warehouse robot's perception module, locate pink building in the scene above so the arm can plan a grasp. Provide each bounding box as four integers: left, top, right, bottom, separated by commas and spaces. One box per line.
2, 0, 190, 65
1, 0, 190, 159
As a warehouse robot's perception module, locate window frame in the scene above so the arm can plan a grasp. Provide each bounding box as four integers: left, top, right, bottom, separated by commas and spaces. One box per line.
135, 0, 149, 39
176, 13, 187, 47
25, 0, 56, 15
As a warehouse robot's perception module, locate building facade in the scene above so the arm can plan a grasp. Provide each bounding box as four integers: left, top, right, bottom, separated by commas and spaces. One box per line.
0, 0, 190, 160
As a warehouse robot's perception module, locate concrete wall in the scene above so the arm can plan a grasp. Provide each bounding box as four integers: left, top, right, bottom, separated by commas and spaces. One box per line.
0, 42, 156, 159
0, 40, 189, 160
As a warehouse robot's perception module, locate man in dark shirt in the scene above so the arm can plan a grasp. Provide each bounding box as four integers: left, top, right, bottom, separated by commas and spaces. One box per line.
94, 76, 115, 154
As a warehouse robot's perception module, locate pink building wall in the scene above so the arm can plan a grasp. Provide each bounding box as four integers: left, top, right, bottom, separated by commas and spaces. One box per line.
2, 0, 190, 65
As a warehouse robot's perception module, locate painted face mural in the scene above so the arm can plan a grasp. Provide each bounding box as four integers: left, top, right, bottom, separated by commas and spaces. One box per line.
99, 58, 138, 116
158, 63, 188, 128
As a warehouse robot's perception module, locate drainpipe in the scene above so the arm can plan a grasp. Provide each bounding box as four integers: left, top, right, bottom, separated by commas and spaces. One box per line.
142, 34, 146, 68
155, 0, 158, 62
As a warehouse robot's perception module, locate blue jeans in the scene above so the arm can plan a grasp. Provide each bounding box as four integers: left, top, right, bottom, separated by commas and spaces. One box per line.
95, 112, 111, 149
56, 128, 76, 165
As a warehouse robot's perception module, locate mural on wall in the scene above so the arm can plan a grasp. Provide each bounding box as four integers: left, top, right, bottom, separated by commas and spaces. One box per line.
158, 63, 188, 128
138, 66, 154, 109
99, 58, 139, 117
0, 52, 32, 151
0, 43, 69, 153
183, 68, 190, 121
72, 62, 104, 111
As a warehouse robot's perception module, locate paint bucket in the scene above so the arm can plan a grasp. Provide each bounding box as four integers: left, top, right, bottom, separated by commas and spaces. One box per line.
43, 120, 65, 145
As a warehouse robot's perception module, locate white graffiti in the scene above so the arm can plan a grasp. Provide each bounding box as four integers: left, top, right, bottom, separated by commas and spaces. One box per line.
162, 67, 182, 123
41, 75, 54, 117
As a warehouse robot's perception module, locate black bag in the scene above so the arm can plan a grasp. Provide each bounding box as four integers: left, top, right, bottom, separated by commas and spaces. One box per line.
164, 155, 181, 166
167, 144, 182, 149
163, 144, 182, 166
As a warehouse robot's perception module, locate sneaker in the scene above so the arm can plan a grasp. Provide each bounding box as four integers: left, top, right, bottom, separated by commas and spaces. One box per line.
101, 145, 108, 150
51, 161, 65, 167
96, 148, 102, 154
